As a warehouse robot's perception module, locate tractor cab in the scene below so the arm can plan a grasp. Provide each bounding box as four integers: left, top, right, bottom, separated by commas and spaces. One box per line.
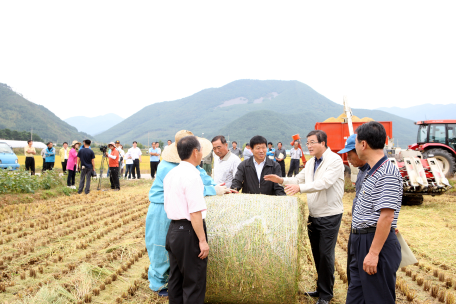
410, 120, 456, 177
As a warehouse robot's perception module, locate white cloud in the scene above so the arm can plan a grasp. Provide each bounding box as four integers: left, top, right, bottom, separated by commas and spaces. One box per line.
0, 0, 455, 120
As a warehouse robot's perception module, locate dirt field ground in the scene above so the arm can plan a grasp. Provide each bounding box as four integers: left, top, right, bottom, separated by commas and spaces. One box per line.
1, 179, 455, 303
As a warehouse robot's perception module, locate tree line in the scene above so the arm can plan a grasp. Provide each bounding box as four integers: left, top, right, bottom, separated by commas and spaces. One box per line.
0, 128, 44, 142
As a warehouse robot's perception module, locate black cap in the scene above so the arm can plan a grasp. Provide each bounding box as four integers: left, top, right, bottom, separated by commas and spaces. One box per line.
115, 140, 120, 144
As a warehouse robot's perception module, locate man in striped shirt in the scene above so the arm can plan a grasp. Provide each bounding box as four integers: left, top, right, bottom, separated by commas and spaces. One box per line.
346, 122, 402, 304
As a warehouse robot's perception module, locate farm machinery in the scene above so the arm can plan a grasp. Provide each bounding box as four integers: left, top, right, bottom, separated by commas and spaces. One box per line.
299, 97, 452, 205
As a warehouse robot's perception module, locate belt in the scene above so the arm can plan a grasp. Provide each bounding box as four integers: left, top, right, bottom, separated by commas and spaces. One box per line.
351, 227, 395, 234
171, 219, 206, 223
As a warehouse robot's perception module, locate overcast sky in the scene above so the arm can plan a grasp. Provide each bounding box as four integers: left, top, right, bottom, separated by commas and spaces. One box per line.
1, 1, 455, 120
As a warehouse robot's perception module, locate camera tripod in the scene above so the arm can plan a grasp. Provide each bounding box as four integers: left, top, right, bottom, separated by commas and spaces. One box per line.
97, 153, 110, 191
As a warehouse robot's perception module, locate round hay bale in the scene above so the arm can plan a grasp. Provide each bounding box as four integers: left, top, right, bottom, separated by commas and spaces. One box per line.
205, 194, 304, 304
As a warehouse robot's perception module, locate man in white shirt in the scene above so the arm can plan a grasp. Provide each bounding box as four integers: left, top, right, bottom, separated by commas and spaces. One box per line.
287, 141, 303, 177
211, 135, 241, 189
128, 141, 142, 179
265, 130, 344, 304
164, 135, 209, 304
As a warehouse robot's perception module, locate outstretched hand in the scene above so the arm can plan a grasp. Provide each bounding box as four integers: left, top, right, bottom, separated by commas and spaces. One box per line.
264, 174, 283, 184
284, 184, 300, 196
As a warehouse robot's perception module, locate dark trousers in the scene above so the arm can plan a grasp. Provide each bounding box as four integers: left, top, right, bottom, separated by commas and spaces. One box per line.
25, 157, 35, 175
132, 159, 141, 179
347, 233, 353, 286
67, 166, 76, 186
277, 160, 285, 177
61, 159, 67, 173
125, 164, 133, 178
166, 220, 207, 304
109, 167, 120, 190
150, 161, 159, 178
43, 162, 55, 171
287, 159, 300, 177
346, 230, 401, 304
308, 214, 342, 301
78, 167, 92, 194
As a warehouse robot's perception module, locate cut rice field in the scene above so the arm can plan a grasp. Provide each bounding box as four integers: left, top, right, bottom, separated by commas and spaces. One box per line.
1, 180, 455, 303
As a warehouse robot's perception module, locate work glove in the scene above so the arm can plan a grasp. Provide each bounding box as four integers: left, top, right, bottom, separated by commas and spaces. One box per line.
214, 184, 231, 196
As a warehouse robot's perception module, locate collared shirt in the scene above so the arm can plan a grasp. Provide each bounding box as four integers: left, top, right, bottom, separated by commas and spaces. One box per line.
274, 148, 287, 161
314, 156, 323, 176
290, 148, 302, 159
229, 147, 243, 158
149, 160, 216, 205
352, 163, 370, 214
352, 156, 402, 229
60, 147, 69, 160
253, 157, 266, 182
163, 161, 207, 221
213, 151, 241, 188
243, 148, 253, 160
128, 147, 142, 160
282, 148, 344, 218
24, 146, 36, 157
149, 148, 161, 162
267, 148, 275, 161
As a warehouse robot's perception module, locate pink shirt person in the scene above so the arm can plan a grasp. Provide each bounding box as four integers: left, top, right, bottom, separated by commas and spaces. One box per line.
67, 148, 78, 171
164, 161, 207, 221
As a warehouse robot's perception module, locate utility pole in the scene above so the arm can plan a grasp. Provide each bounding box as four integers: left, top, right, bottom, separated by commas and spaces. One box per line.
148, 132, 149, 147
31, 127, 33, 140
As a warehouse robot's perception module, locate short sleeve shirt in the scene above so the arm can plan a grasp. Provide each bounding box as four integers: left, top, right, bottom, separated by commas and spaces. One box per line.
77, 148, 96, 170
352, 156, 402, 229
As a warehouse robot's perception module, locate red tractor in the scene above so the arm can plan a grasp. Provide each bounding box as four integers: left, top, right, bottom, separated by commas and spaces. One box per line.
408, 120, 456, 177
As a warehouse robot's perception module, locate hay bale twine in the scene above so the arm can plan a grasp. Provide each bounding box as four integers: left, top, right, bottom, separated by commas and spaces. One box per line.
205, 194, 304, 304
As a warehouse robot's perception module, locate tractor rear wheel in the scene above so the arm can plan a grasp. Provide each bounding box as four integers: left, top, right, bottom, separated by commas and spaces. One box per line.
423, 148, 456, 177
402, 195, 423, 206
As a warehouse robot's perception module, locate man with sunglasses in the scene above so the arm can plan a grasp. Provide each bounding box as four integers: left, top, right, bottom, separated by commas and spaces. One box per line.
265, 130, 344, 304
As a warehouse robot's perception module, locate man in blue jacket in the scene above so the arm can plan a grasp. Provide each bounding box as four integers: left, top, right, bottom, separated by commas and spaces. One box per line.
145, 130, 231, 297
43, 142, 56, 171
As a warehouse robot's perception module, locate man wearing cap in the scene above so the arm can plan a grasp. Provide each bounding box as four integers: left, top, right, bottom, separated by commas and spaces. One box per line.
145, 130, 231, 298
346, 122, 402, 304
337, 134, 369, 286
106, 142, 120, 191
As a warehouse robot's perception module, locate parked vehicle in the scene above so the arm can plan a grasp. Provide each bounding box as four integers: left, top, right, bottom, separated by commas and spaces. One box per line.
0, 141, 20, 170
408, 120, 456, 177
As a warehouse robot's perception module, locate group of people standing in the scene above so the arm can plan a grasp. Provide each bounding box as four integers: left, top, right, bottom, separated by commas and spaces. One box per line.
232, 140, 303, 178
145, 122, 403, 304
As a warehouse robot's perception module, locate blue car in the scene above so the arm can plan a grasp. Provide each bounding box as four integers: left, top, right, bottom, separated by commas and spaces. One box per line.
0, 142, 20, 170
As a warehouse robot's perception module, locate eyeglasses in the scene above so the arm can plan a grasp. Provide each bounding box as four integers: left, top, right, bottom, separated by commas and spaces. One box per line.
305, 141, 320, 146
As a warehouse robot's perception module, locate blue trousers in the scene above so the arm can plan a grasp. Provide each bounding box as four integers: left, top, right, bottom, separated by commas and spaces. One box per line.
346, 230, 401, 304
145, 203, 171, 291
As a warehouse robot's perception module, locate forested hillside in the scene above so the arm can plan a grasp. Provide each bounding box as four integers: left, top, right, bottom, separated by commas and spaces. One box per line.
97, 80, 417, 148
0, 83, 92, 143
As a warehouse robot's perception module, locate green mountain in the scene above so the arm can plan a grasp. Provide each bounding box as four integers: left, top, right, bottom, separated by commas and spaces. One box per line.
0, 83, 92, 143
96, 80, 418, 148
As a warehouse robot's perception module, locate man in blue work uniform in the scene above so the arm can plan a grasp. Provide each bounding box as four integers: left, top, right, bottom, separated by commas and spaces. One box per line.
346, 122, 402, 304
145, 130, 231, 297
337, 134, 370, 285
